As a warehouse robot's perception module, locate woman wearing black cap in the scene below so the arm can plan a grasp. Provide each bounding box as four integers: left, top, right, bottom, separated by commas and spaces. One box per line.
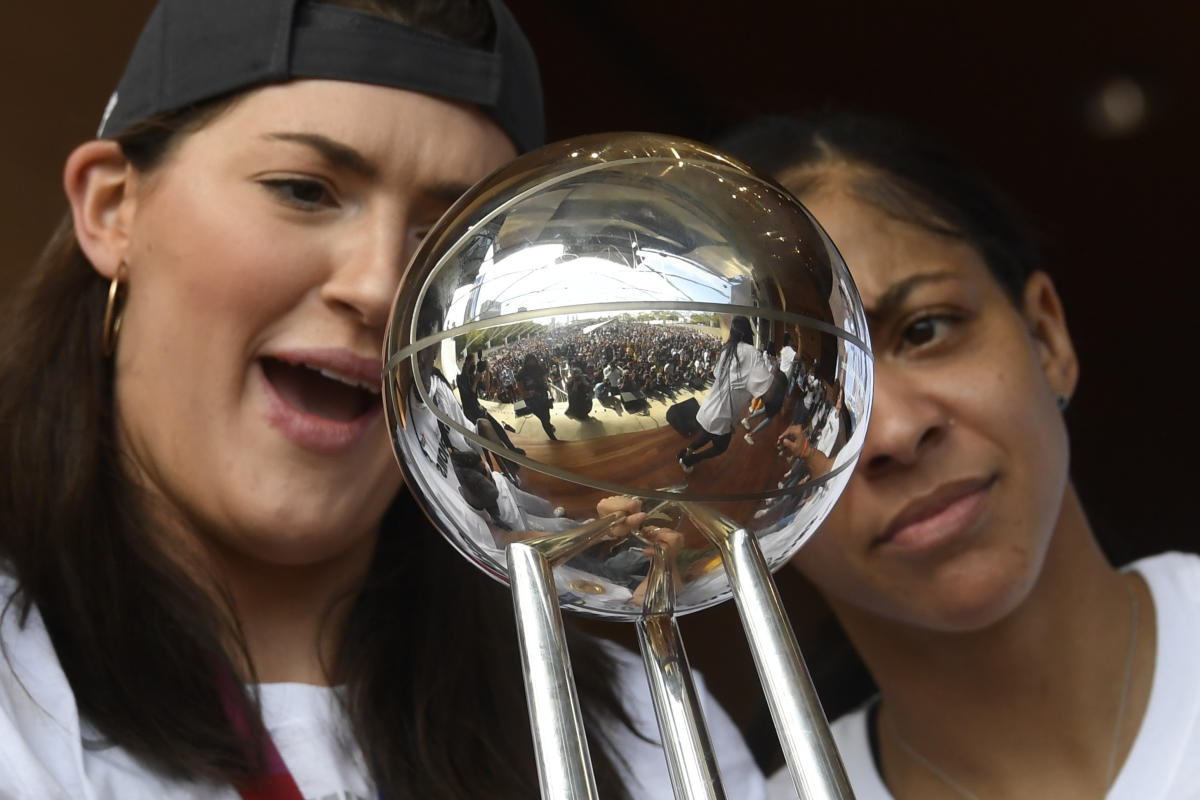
0, 2, 764, 798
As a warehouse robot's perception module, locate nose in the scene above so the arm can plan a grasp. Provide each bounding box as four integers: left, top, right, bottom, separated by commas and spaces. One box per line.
320, 216, 410, 330
858, 363, 949, 478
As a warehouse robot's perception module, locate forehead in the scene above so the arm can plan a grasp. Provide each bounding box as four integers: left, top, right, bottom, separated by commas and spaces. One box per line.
799, 187, 995, 309
176, 79, 517, 186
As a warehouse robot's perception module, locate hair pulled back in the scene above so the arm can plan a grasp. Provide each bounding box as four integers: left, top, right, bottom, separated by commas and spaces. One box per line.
717, 111, 1040, 303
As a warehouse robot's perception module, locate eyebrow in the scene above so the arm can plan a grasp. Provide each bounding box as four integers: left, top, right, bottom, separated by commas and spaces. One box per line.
865, 271, 958, 323
263, 131, 474, 207
264, 132, 378, 179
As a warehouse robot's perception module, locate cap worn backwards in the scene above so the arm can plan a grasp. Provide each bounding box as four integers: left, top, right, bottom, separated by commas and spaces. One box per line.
97, 0, 544, 153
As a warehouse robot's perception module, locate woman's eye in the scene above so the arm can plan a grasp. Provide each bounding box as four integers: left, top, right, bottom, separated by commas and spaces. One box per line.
900, 315, 954, 349
260, 178, 334, 209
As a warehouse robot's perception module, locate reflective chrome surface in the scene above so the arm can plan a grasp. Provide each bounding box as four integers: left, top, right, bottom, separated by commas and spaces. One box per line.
508, 543, 599, 799
636, 534, 728, 800
385, 132, 873, 620
716, 526, 856, 799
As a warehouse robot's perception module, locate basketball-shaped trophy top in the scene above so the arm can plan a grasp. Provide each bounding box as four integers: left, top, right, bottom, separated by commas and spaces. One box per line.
384, 133, 872, 620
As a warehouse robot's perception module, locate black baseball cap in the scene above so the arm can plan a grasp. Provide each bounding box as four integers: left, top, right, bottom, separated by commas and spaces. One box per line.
97, 0, 544, 153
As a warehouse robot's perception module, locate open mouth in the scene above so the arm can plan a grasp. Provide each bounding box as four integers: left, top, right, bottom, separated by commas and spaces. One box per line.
260, 357, 380, 423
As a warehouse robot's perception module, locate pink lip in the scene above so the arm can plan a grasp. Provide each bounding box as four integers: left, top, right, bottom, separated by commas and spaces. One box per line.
873, 476, 995, 555
258, 348, 383, 454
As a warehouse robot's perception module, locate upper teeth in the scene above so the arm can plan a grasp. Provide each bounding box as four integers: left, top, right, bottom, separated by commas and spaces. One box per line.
314, 366, 381, 394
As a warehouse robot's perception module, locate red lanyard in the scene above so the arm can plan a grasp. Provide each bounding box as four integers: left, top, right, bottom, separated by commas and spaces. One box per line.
235, 771, 306, 800
216, 667, 306, 800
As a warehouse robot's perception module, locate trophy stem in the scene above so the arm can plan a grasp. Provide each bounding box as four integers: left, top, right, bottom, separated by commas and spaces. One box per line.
686, 506, 854, 800
507, 542, 599, 800
636, 613, 728, 800
635, 538, 727, 800
725, 529, 854, 799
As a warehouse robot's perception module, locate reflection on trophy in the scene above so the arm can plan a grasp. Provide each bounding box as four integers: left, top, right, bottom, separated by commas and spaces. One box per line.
384, 133, 873, 799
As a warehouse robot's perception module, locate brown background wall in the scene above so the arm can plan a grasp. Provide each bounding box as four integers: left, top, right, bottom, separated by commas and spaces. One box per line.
3, 0, 1196, 743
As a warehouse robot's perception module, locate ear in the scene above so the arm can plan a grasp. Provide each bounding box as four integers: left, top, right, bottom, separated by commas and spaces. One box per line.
63, 140, 138, 280
1022, 270, 1079, 403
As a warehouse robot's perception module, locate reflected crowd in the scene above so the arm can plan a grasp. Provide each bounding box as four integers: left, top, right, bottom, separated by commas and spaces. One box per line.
472, 320, 724, 412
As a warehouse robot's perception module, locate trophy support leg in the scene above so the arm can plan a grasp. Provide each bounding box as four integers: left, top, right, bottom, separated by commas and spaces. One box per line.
636, 613, 728, 800
716, 527, 856, 800
507, 542, 599, 800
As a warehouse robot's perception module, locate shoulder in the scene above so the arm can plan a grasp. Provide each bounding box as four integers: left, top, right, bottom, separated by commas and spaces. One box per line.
595, 639, 766, 800
1128, 551, 1200, 642
0, 573, 90, 799
0, 574, 75, 725
1111, 552, 1200, 798
1128, 550, 1200, 605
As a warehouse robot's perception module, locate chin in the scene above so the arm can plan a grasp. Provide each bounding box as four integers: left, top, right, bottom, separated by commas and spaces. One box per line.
924, 585, 1026, 632
235, 466, 399, 559
824, 549, 1039, 635
917, 553, 1039, 633
229, 522, 377, 568
211, 495, 390, 568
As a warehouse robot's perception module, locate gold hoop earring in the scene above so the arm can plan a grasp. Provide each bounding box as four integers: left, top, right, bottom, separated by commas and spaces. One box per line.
102, 268, 127, 357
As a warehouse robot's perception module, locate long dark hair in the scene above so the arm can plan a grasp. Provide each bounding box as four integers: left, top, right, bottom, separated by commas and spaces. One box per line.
719, 314, 754, 377
0, 2, 637, 797
706, 314, 753, 427
725, 315, 753, 349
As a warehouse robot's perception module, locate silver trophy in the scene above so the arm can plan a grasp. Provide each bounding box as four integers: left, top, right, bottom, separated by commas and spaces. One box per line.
384, 134, 872, 800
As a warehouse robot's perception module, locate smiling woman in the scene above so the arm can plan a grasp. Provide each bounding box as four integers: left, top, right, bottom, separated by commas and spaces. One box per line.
0, 1, 766, 798
719, 113, 1200, 800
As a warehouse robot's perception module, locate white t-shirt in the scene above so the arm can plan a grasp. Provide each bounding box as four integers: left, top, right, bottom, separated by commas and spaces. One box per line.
0, 575, 765, 800
766, 552, 1200, 799
778, 346, 796, 380
814, 406, 841, 457
696, 343, 774, 435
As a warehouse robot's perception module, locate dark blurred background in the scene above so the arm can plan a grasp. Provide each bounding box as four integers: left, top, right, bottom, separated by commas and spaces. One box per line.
3, 0, 1195, 754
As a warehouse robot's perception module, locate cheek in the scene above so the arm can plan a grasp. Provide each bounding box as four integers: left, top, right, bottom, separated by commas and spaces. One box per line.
113, 189, 327, 459
954, 317, 1055, 427
958, 332, 1069, 493
129, 168, 338, 331
143, 209, 319, 325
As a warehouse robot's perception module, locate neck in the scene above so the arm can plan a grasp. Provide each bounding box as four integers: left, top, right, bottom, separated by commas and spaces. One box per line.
833, 484, 1156, 797
119, 434, 380, 687
208, 534, 377, 686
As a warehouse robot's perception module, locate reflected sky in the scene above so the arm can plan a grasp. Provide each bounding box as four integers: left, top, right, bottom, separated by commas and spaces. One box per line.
445, 241, 737, 329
